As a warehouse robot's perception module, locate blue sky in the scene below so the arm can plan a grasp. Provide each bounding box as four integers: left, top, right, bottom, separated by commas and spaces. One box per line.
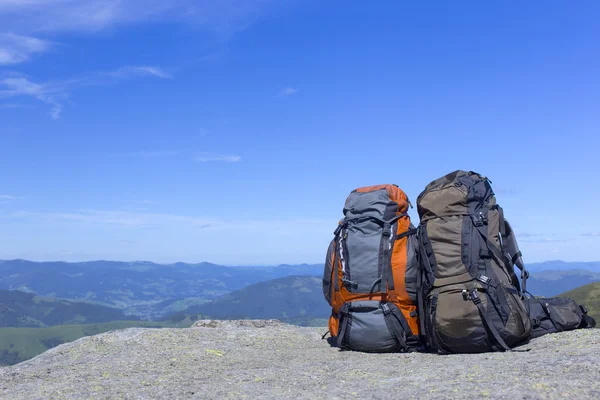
1, 1, 599, 265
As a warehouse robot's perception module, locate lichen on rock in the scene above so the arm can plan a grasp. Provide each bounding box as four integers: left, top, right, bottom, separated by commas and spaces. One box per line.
0, 321, 598, 399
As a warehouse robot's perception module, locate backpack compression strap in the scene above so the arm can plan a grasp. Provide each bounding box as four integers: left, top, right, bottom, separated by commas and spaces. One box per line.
381, 302, 410, 351
501, 218, 528, 293
472, 219, 525, 293
469, 289, 511, 352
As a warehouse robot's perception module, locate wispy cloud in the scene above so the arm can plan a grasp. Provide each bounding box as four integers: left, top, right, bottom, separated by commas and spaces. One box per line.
5, 210, 166, 227
0, 33, 53, 65
2, 209, 333, 232
518, 233, 542, 238
108, 66, 172, 79
494, 187, 517, 196
0, 103, 27, 109
114, 150, 240, 163
194, 152, 241, 163
0, 195, 17, 200
0, 1, 276, 37
125, 150, 180, 158
582, 233, 600, 237
0, 76, 65, 119
276, 87, 298, 97
0, 66, 170, 119
0, 1, 282, 118
520, 237, 570, 243
132, 200, 156, 205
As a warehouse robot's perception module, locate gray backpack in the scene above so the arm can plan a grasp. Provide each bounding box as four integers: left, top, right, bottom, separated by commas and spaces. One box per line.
416, 170, 532, 353
322, 184, 421, 353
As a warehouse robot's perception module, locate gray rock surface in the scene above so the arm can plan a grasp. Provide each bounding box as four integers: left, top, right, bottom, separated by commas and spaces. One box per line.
0, 320, 598, 399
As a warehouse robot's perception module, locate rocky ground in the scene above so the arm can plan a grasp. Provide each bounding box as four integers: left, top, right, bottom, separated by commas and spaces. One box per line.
0, 320, 598, 399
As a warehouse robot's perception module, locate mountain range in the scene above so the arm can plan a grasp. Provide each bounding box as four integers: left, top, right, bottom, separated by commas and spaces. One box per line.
0, 290, 131, 328
1, 259, 599, 366
1, 259, 598, 319
526, 269, 600, 297
181, 275, 330, 326
525, 261, 600, 273
0, 259, 322, 318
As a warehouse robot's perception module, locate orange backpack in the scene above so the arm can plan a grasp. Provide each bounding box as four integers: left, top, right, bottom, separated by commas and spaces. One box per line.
322, 184, 422, 352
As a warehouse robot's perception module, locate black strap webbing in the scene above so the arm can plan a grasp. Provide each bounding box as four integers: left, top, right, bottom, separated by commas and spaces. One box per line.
333, 227, 343, 293
416, 267, 426, 337
475, 225, 521, 292
511, 251, 522, 265
470, 290, 511, 352
475, 225, 511, 269
498, 206, 506, 236
396, 228, 418, 240
382, 303, 408, 350
582, 314, 597, 328
502, 219, 528, 293
336, 304, 350, 348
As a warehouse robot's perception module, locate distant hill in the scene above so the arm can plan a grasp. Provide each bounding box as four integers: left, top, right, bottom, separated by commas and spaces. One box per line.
0, 290, 132, 328
0, 260, 322, 318
526, 261, 600, 273
172, 269, 600, 325
527, 269, 600, 297
178, 276, 330, 324
558, 282, 600, 322
2, 259, 599, 319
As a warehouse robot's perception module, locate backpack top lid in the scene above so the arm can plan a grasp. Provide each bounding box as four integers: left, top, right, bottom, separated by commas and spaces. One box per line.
416, 170, 495, 221
421, 170, 487, 193
344, 184, 411, 219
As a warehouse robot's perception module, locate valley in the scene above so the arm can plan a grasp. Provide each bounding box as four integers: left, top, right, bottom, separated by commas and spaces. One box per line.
0, 259, 598, 366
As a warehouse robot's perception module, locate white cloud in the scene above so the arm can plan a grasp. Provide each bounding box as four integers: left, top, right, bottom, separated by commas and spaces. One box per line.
2, 209, 333, 232
0, 1, 282, 117
0, 66, 170, 118
276, 87, 298, 97
582, 233, 600, 237
494, 187, 517, 196
124, 150, 180, 157
0, 33, 53, 65
194, 152, 241, 163
132, 200, 156, 205
0, 102, 26, 109
0, 195, 17, 200
0, 208, 336, 264
0, 1, 275, 37
108, 66, 172, 79
0, 76, 65, 119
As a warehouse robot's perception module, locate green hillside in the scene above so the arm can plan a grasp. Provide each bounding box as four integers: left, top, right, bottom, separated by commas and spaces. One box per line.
0, 290, 132, 327
559, 282, 600, 322
179, 275, 330, 325
0, 318, 196, 366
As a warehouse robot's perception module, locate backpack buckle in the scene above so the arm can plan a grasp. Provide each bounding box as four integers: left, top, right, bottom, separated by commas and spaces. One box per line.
472, 211, 488, 227
470, 290, 482, 305
334, 221, 347, 236
381, 303, 392, 315
580, 305, 588, 314
342, 278, 358, 290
